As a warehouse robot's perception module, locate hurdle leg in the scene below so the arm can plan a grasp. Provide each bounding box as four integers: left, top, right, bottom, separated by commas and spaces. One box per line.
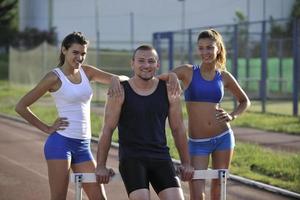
219, 170, 227, 200
192, 169, 228, 200
74, 174, 83, 200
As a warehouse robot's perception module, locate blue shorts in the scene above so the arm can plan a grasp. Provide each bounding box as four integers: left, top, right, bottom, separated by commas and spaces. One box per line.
188, 129, 235, 156
44, 132, 94, 164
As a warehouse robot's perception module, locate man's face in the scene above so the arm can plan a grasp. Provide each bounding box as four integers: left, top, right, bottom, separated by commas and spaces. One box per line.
131, 49, 160, 81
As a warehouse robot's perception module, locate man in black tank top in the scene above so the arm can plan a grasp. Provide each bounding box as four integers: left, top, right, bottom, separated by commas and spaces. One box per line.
96, 45, 194, 200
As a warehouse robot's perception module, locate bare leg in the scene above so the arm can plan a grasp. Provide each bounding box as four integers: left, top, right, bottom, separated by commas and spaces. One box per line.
72, 160, 107, 200
47, 159, 71, 200
210, 150, 233, 200
158, 187, 184, 200
189, 155, 209, 200
128, 188, 150, 200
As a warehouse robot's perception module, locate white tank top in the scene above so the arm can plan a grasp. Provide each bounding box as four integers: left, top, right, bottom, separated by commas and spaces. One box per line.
50, 67, 93, 139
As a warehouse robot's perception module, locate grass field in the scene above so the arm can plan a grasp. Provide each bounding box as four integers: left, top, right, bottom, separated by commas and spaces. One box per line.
0, 81, 299, 193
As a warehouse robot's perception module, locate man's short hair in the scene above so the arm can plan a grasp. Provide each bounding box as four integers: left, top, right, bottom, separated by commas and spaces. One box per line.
132, 44, 159, 60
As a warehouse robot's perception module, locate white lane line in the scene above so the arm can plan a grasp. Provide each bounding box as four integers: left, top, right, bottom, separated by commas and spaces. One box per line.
0, 154, 48, 179
0, 154, 76, 195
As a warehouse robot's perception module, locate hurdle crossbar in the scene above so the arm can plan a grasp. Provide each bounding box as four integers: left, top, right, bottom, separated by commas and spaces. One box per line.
70, 169, 228, 200
191, 169, 228, 200
70, 173, 122, 200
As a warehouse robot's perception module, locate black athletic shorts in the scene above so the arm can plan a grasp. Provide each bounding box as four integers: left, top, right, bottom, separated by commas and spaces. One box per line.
119, 157, 181, 195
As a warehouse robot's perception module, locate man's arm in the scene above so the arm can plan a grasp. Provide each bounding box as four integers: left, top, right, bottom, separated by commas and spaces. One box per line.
167, 86, 194, 181
96, 87, 124, 184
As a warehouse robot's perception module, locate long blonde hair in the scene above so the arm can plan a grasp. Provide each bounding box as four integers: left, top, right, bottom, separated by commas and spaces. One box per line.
197, 29, 227, 71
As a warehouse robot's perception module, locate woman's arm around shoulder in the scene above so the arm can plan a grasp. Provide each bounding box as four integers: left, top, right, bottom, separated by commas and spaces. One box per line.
82, 64, 128, 84
157, 64, 193, 94
172, 64, 193, 84
157, 64, 192, 82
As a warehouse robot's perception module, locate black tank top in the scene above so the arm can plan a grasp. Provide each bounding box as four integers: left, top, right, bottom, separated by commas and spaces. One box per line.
118, 80, 171, 160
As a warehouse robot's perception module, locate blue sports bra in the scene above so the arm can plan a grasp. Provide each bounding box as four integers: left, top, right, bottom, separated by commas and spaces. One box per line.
184, 65, 224, 103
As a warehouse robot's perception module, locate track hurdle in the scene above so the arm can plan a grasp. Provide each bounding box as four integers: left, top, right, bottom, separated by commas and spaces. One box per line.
192, 169, 229, 200
70, 169, 229, 200
70, 172, 122, 200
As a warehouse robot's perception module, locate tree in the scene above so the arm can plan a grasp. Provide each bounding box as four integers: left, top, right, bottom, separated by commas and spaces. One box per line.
11, 27, 58, 49
0, 0, 18, 51
291, 0, 300, 18
233, 10, 249, 57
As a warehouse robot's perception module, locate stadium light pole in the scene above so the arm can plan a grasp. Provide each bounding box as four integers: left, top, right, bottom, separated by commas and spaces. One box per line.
178, 0, 186, 64
263, 0, 266, 21
130, 11, 135, 52
94, 0, 101, 101
246, 0, 250, 21
48, 0, 53, 31
94, 0, 100, 67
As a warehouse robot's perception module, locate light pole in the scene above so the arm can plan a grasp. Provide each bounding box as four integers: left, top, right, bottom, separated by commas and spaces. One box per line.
48, 0, 53, 31
130, 12, 134, 52
263, 0, 266, 21
94, 0, 100, 67
178, 0, 185, 64
94, 0, 101, 101
246, 0, 250, 22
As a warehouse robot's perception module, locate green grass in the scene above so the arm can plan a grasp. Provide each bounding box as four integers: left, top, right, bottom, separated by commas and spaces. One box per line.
1, 81, 300, 193
231, 112, 300, 135
231, 142, 300, 193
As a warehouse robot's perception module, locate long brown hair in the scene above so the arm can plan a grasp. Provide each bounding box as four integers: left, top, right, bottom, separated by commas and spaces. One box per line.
58, 32, 89, 66
197, 29, 227, 71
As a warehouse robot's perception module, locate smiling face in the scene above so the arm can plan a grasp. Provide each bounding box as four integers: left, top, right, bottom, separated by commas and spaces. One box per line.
62, 43, 87, 69
131, 49, 160, 81
197, 38, 219, 65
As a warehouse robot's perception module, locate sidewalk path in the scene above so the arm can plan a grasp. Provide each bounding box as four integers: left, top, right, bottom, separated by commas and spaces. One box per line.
233, 127, 300, 153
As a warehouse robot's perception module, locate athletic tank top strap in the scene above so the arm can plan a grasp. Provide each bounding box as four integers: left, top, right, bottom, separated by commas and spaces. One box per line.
52, 67, 89, 85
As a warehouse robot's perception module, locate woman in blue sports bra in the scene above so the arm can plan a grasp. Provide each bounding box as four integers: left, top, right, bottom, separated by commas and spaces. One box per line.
163, 29, 250, 200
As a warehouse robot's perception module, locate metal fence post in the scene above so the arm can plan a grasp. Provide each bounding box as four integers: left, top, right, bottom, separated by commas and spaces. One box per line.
260, 20, 268, 113
168, 32, 174, 70
232, 24, 239, 109
292, 18, 299, 116
188, 29, 193, 64
153, 33, 162, 73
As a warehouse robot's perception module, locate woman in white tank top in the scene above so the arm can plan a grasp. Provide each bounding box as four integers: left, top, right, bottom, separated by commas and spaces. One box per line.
15, 32, 127, 200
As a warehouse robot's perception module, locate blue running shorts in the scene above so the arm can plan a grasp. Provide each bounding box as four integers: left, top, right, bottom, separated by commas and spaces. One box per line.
44, 132, 94, 164
188, 129, 235, 156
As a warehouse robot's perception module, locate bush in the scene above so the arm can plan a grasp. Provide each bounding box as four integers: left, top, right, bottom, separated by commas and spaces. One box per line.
11, 27, 58, 50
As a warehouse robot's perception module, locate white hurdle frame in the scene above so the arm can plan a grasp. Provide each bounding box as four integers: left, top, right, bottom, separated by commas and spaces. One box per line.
70, 173, 122, 200
192, 169, 229, 200
70, 169, 228, 200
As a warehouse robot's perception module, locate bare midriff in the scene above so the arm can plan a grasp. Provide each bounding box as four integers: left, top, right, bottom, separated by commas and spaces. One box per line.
186, 101, 230, 139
